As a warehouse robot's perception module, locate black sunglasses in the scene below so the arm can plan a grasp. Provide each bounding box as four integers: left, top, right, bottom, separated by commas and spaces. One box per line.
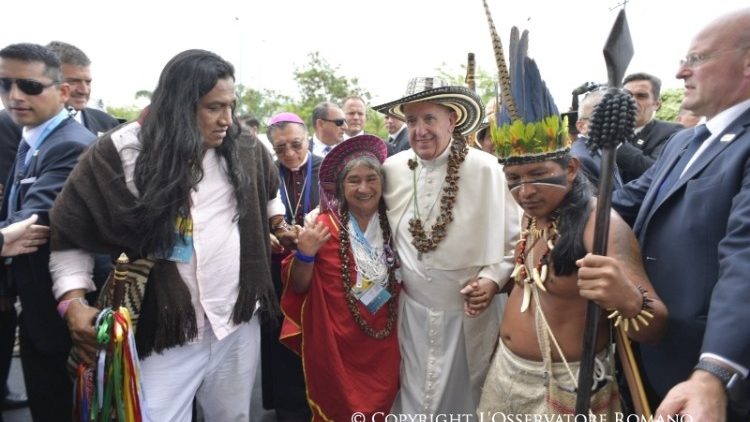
0, 78, 58, 96
320, 118, 346, 127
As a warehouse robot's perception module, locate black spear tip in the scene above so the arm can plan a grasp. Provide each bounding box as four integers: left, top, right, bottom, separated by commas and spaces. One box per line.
586, 89, 636, 151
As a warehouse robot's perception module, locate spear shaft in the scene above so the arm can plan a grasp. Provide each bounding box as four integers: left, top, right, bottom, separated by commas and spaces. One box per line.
575, 9, 633, 416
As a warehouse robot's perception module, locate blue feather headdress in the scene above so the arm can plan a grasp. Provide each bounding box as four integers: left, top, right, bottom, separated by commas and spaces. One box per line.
482, 0, 569, 165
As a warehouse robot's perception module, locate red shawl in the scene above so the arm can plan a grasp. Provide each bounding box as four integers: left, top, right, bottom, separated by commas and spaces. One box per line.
280, 212, 400, 421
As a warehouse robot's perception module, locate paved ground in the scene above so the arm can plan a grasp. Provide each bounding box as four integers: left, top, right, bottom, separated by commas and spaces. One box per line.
2, 356, 276, 421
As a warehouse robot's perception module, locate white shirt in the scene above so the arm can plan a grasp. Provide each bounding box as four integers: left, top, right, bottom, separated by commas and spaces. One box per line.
683, 98, 750, 175
311, 134, 337, 157
343, 130, 364, 141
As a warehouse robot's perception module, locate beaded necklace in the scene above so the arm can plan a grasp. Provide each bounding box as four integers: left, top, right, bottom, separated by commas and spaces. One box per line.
510, 216, 559, 312
407, 137, 468, 256
339, 205, 399, 339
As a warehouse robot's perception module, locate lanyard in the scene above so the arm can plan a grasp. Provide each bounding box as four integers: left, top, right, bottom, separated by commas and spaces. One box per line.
19, 110, 69, 173
279, 156, 313, 223
349, 212, 373, 251
9, 111, 69, 213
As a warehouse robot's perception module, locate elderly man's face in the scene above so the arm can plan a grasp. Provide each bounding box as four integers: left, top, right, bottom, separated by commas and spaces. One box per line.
676, 16, 750, 120
270, 123, 309, 170
61, 63, 92, 111
403, 101, 456, 161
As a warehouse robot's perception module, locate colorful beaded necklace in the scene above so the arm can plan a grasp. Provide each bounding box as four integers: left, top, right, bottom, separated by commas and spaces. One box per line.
338, 205, 399, 339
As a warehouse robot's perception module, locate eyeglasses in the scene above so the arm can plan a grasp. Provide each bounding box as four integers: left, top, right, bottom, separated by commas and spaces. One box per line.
273, 141, 306, 154
0, 77, 58, 96
320, 118, 347, 127
679, 46, 750, 69
506, 173, 567, 192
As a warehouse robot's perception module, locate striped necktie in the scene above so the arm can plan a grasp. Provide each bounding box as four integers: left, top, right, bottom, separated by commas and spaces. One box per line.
9, 138, 31, 212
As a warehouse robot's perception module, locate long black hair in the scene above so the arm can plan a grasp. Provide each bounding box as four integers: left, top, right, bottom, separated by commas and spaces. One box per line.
132, 49, 249, 255
550, 157, 593, 276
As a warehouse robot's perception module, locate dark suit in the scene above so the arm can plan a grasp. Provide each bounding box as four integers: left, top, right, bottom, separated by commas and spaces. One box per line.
0, 110, 21, 417
0, 116, 95, 420
0, 111, 21, 187
570, 136, 623, 192
387, 127, 410, 156
616, 119, 683, 183
260, 154, 322, 419
79, 107, 120, 135
612, 108, 750, 419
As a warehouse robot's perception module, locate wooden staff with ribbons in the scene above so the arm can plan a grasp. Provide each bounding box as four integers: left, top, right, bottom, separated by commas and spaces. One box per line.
74, 253, 147, 422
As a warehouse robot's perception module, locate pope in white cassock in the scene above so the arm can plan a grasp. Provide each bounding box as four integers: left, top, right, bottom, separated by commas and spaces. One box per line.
374, 77, 521, 415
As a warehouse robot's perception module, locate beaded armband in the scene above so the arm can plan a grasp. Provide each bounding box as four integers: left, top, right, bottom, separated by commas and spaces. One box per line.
607, 285, 654, 332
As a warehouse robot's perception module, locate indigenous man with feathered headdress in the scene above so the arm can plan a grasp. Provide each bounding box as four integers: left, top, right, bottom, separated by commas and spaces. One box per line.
476, 1, 667, 417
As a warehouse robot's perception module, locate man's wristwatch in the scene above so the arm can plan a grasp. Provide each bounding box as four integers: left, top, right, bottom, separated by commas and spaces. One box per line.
694, 360, 744, 402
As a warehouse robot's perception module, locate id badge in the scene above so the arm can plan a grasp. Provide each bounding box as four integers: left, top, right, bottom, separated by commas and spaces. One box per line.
167, 216, 194, 263
353, 274, 391, 314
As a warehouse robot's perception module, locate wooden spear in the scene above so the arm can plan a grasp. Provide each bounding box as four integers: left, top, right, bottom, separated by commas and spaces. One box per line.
575, 9, 635, 416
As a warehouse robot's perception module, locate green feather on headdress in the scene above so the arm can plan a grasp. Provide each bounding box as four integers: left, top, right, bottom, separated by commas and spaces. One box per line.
482, 0, 570, 165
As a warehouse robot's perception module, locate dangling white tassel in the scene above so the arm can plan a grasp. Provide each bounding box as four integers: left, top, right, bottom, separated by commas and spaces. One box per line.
532, 267, 546, 292
520, 283, 532, 312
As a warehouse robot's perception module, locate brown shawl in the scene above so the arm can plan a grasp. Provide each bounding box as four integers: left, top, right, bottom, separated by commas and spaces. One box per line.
50, 127, 280, 357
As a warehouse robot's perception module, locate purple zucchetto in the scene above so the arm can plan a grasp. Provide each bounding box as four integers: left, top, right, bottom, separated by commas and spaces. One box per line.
269, 112, 305, 126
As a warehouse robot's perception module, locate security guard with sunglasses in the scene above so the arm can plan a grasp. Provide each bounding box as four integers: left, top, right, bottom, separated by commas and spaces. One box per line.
310, 101, 347, 157
0, 42, 95, 421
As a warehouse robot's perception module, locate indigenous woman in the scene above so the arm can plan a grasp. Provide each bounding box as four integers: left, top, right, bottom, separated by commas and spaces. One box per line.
280, 135, 400, 421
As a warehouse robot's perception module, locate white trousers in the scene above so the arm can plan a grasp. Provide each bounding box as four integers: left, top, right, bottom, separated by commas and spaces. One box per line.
139, 318, 260, 422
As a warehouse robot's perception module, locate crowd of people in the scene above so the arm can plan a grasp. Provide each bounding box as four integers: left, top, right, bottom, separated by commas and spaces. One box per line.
0, 5, 748, 422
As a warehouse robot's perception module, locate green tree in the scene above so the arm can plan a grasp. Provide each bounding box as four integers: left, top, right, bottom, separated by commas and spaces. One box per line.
236, 84, 292, 122
291, 52, 371, 126
114, 52, 385, 136
135, 90, 152, 100
106, 105, 141, 122
365, 111, 386, 139
656, 88, 684, 122
436, 62, 498, 105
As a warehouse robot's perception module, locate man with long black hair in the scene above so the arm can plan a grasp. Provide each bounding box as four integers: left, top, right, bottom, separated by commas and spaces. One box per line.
474, 16, 666, 417
48, 49, 283, 420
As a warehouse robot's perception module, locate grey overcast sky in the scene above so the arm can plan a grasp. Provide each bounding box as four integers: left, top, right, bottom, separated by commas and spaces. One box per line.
1, 0, 747, 115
